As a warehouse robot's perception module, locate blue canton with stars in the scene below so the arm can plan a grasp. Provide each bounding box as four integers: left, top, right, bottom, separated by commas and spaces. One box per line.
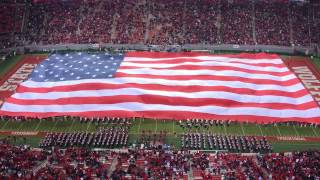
30, 52, 124, 82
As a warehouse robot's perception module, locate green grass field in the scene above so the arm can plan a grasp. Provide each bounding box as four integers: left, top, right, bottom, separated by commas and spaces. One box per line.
0, 118, 320, 152
0, 54, 320, 153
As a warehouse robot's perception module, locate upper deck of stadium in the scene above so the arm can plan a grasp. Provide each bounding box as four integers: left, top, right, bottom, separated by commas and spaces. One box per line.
0, 0, 319, 50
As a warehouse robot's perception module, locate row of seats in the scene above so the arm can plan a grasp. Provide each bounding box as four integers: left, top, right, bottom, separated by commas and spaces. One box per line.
38, 147, 114, 179
0, 4, 24, 34
0, 140, 318, 179
1, 0, 319, 49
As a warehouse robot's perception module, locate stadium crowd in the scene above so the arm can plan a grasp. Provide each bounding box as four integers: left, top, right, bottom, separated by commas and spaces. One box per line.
0, 0, 319, 49
0, 139, 319, 179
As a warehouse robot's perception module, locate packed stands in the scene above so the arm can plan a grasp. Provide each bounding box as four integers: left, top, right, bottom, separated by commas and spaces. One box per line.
0, 2, 25, 49
24, 3, 47, 45
191, 153, 264, 179
147, 0, 185, 45
221, 0, 254, 45
0, 140, 319, 179
291, 3, 311, 47
184, 0, 219, 44
0, 0, 318, 48
0, 140, 46, 178
114, 0, 147, 44
0, 4, 16, 34
42, 1, 80, 44
78, 1, 117, 44
255, 1, 291, 46
113, 148, 190, 179
310, 3, 320, 45
258, 151, 320, 179
36, 147, 113, 179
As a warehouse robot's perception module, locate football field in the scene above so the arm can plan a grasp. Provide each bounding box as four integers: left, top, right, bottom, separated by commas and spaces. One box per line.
0, 54, 320, 152
1, 116, 320, 152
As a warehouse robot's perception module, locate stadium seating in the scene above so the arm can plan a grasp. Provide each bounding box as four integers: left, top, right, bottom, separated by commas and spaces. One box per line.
258, 151, 320, 179
36, 147, 113, 179
0, 4, 15, 34
0, 139, 46, 178
1, 139, 318, 179
255, 1, 290, 46
1, 0, 319, 48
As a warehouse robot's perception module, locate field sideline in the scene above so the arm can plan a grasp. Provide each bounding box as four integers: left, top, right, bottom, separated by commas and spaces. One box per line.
0, 54, 320, 152
0, 118, 320, 152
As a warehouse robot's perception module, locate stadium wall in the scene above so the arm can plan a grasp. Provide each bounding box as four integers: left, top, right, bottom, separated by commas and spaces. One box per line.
0, 44, 318, 56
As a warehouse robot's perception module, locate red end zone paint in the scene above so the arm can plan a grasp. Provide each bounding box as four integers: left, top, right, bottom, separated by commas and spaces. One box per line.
0, 55, 46, 99
284, 57, 320, 108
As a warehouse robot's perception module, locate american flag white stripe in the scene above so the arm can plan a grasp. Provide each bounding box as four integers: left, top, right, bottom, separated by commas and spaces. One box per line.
124, 56, 284, 64
1, 52, 320, 124
9, 88, 313, 104
16, 77, 306, 92
116, 68, 296, 81
121, 61, 288, 72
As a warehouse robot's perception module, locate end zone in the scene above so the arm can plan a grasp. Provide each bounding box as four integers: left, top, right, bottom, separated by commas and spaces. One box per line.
0, 55, 46, 99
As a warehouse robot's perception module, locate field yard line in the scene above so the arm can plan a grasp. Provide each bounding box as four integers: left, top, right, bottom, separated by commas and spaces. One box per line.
311, 127, 318, 137
274, 142, 320, 146
17, 122, 24, 131
257, 125, 264, 136
293, 126, 300, 137
51, 120, 58, 132
223, 124, 227, 135
34, 120, 43, 131
137, 118, 142, 134
86, 121, 91, 132
240, 123, 245, 135
67, 119, 76, 132
155, 119, 158, 133
1, 120, 9, 130
276, 125, 282, 136
172, 121, 175, 134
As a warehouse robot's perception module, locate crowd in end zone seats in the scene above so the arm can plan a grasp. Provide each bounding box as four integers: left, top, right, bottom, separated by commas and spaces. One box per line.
0, 140, 319, 179
0, 0, 319, 48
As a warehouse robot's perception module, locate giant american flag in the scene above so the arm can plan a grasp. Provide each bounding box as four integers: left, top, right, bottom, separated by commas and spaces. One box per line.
0, 52, 320, 124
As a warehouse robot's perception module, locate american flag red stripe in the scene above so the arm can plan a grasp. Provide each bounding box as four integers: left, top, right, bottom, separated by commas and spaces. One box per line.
1, 52, 320, 124
14, 83, 308, 97
5, 96, 316, 110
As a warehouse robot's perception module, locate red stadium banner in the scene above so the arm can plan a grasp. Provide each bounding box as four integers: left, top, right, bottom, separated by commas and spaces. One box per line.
284, 57, 320, 107
0, 55, 46, 99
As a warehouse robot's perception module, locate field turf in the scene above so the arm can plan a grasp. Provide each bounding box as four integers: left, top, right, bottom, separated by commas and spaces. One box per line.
0, 118, 320, 152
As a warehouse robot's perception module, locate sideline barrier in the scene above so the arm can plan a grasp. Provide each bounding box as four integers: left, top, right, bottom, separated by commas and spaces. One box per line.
0, 43, 318, 56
